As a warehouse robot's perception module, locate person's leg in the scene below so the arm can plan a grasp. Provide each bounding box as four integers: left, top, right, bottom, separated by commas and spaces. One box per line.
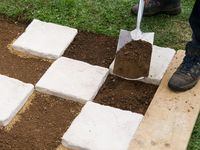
190, 0, 200, 46
168, 0, 200, 91
132, 0, 181, 16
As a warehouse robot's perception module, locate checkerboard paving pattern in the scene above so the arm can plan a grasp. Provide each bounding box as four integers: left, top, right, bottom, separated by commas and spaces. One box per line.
62, 102, 143, 150
0, 75, 34, 126
36, 57, 109, 103
1, 19, 176, 150
12, 19, 78, 59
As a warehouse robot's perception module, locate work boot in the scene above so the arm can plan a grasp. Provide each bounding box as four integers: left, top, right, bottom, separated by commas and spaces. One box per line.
132, 0, 181, 16
168, 42, 200, 91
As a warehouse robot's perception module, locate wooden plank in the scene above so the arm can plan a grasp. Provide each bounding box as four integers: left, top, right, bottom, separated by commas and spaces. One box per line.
56, 144, 70, 150
128, 50, 200, 150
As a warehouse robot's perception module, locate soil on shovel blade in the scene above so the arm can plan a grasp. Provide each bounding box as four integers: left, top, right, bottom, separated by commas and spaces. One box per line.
113, 40, 152, 79
0, 17, 158, 149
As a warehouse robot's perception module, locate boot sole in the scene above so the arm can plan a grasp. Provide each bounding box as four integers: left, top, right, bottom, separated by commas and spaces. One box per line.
168, 79, 198, 92
161, 7, 182, 15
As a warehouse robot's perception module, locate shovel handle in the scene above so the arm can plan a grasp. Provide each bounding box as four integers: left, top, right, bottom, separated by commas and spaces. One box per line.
136, 0, 144, 30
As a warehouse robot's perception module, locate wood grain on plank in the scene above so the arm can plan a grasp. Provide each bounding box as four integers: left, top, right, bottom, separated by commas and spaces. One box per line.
129, 50, 200, 150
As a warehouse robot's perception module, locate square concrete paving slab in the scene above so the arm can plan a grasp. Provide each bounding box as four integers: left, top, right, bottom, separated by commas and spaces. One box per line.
0, 75, 34, 126
110, 45, 175, 85
12, 19, 78, 59
36, 57, 109, 103
62, 102, 143, 150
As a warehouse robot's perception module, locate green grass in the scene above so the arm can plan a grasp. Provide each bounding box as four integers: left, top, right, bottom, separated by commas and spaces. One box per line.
188, 115, 200, 150
0, 0, 199, 149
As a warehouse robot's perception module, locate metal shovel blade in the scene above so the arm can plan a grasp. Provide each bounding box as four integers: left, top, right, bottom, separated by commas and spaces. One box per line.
113, 29, 155, 81
113, 0, 155, 80
117, 29, 154, 52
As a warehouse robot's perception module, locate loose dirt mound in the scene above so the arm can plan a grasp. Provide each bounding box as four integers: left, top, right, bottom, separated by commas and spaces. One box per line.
113, 40, 152, 79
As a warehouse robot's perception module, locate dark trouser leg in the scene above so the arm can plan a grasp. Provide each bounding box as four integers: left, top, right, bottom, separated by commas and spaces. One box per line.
168, 0, 200, 91
190, 0, 200, 46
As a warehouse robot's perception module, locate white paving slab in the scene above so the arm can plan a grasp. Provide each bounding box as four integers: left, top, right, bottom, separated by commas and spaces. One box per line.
62, 102, 143, 150
0, 75, 34, 126
110, 45, 176, 85
12, 19, 78, 59
36, 57, 109, 103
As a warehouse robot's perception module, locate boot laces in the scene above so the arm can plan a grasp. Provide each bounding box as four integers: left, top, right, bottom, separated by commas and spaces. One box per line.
179, 55, 200, 72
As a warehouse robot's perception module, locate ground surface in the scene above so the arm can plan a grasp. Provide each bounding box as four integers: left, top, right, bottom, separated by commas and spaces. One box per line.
0, 18, 158, 149
95, 75, 157, 115
63, 31, 117, 68
0, 0, 198, 148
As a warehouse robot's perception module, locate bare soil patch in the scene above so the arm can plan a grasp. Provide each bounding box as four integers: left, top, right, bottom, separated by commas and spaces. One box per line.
63, 31, 118, 68
95, 75, 158, 115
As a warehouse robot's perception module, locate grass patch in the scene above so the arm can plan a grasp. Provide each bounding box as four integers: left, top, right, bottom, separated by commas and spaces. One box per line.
0, 0, 199, 149
188, 115, 200, 150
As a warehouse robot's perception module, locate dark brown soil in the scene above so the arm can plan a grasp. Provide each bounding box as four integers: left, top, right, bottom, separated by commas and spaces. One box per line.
113, 40, 152, 79
63, 32, 117, 68
0, 17, 51, 85
94, 75, 158, 115
0, 92, 83, 150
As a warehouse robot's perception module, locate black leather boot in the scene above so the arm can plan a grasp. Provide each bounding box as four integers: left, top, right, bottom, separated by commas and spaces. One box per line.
168, 42, 200, 91
132, 0, 181, 16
